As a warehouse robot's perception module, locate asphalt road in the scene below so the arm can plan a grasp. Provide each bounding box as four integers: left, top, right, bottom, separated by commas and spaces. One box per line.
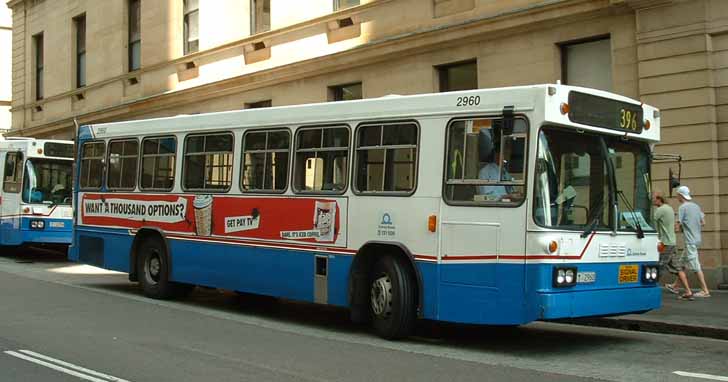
0, 249, 727, 382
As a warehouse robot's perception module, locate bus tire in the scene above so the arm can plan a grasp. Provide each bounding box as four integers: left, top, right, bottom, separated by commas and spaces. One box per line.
369, 256, 416, 339
137, 236, 193, 299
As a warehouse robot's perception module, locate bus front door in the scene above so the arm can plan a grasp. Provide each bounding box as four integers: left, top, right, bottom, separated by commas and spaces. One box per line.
437, 204, 527, 325
1, 151, 24, 246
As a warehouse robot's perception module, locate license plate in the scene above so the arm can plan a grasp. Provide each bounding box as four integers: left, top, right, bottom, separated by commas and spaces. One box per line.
618, 265, 639, 283
49, 222, 65, 228
577, 271, 596, 283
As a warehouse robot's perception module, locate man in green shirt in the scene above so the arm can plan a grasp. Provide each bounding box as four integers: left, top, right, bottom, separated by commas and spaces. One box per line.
652, 191, 691, 299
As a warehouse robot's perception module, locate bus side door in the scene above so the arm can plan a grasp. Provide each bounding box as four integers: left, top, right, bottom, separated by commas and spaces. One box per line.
1, 151, 24, 245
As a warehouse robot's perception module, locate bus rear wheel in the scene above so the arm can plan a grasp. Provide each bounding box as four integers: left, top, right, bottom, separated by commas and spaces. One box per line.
137, 236, 193, 299
369, 256, 416, 339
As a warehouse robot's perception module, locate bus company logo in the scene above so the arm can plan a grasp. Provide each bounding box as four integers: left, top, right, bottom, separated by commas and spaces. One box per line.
377, 212, 396, 237
626, 248, 647, 256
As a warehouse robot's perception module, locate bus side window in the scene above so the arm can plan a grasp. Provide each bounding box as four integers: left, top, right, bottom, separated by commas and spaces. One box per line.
141, 136, 177, 191
293, 126, 349, 193
241, 129, 290, 193
107, 139, 139, 190
354, 122, 418, 194
183, 133, 234, 191
3, 152, 23, 193
444, 117, 527, 205
79, 141, 106, 190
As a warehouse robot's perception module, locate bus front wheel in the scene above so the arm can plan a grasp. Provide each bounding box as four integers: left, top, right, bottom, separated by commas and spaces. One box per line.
369, 256, 416, 339
137, 237, 193, 299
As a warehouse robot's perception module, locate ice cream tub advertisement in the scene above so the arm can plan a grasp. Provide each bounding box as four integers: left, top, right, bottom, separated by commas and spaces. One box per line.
79, 193, 345, 245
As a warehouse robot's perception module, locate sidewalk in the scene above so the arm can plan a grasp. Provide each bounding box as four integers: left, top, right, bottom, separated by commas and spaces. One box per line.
568, 288, 728, 340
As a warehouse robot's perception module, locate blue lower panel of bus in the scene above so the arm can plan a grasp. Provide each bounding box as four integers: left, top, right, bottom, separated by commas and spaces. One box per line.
70, 228, 660, 326
1, 217, 72, 246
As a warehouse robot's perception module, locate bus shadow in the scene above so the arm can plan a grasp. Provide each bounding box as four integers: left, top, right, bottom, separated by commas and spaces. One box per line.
81, 282, 638, 355
0, 246, 69, 264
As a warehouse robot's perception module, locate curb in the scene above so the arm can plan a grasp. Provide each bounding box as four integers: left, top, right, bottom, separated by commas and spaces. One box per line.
560, 318, 728, 341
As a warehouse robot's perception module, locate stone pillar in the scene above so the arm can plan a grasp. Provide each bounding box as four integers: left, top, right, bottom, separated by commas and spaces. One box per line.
634, 0, 727, 287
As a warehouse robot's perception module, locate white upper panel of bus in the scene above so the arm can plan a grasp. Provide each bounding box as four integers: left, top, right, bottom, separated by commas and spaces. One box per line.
81, 84, 659, 143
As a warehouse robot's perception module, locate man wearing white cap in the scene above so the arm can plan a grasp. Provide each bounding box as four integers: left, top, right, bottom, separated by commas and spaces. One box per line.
674, 185, 711, 298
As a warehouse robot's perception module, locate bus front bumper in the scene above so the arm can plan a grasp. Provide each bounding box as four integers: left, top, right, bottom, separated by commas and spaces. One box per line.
538, 286, 661, 320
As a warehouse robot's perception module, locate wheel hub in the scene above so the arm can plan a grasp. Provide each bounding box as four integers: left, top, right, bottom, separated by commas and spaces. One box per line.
146, 254, 161, 283
370, 275, 392, 317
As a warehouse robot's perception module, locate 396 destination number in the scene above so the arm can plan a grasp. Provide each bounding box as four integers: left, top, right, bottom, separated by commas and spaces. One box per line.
456, 96, 480, 107
619, 108, 639, 131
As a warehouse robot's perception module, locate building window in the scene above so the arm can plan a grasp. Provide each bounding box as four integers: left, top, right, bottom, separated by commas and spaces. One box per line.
183, 133, 234, 191
245, 100, 272, 109
183, 0, 199, 55
74, 14, 86, 88
444, 117, 527, 205
141, 136, 177, 191
329, 82, 362, 101
107, 139, 139, 190
354, 122, 418, 194
334, 0, 359, 10
241, 130, 290, 192
33, 33, 43, 100
251, 0, 270, 35
80, 141, 106, 190
561, 36, 612, 92
293, 127, 349, 193
438, 60, 477, 92
128, 0, 141, 71
3, 152, 24, 193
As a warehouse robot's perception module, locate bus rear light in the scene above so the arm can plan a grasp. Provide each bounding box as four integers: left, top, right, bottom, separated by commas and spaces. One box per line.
22, 207, 30, 214
560, 103, 570, 115
37, 148, 43, 154
428, 215, 437, 232
553, 266, 577, 287
644, 120, 651, 130
657, 242, 665, 253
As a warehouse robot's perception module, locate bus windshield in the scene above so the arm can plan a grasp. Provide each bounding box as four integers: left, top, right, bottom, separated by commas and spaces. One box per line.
22, 158, 73, 205
533, 126, 654, 232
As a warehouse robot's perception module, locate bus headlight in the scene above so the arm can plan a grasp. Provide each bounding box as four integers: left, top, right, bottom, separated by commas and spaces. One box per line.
30, 220, 45, 230
553, 267, 577, 287
642, 265, 659, 283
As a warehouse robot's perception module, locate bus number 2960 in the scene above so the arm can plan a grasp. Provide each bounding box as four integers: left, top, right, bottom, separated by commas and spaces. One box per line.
456, 96, 480, 107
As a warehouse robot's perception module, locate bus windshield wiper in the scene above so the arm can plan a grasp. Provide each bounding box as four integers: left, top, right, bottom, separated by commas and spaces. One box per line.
581, 197, 604, 238
616, 190, 645, 239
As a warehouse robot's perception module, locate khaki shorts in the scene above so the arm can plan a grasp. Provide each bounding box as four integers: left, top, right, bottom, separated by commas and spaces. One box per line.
681, 244, 702, 272
659, 245, 682, 275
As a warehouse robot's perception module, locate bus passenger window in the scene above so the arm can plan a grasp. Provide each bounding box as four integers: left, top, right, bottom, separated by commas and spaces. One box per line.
354, 122, 418, 194
294, 126, 349, 193
241, 129, 290, 192
3, 152, 23, 193
141, 137, 177, 191
183, 133, 233, 191
444, 117, 527, 205
79, 141, 105, 190
107, 139, 139, 190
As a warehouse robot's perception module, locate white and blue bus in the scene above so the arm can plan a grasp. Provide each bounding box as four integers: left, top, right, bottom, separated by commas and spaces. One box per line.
0, 137, 74, 250
70, 84, 661, 339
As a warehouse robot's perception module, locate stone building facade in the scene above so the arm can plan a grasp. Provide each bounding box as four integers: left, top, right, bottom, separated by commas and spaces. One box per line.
5, 0, 728, 287
0, 2, 10, 132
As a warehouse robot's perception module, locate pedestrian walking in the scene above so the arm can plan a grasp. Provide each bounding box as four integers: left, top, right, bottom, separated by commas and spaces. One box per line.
652, 191, 691, 298
673, 186, 711, 299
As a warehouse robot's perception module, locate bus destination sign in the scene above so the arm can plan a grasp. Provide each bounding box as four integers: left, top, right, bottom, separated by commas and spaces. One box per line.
567, 91, 643, 133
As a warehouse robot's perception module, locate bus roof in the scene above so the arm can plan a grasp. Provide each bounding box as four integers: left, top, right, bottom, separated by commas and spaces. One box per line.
80, 84, 659, 143
0, 138, 75, 160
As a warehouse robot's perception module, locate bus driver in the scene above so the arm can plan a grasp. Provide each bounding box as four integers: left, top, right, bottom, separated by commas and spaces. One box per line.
477, 128, 514, 200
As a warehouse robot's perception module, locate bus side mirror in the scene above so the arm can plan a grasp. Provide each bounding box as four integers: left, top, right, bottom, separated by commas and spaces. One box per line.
669, 168, 680, 197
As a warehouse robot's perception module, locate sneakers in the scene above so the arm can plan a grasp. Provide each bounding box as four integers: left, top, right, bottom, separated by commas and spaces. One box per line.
694, 291, 711, 298
665, 284, 679, 295
678, 293, 694, 301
